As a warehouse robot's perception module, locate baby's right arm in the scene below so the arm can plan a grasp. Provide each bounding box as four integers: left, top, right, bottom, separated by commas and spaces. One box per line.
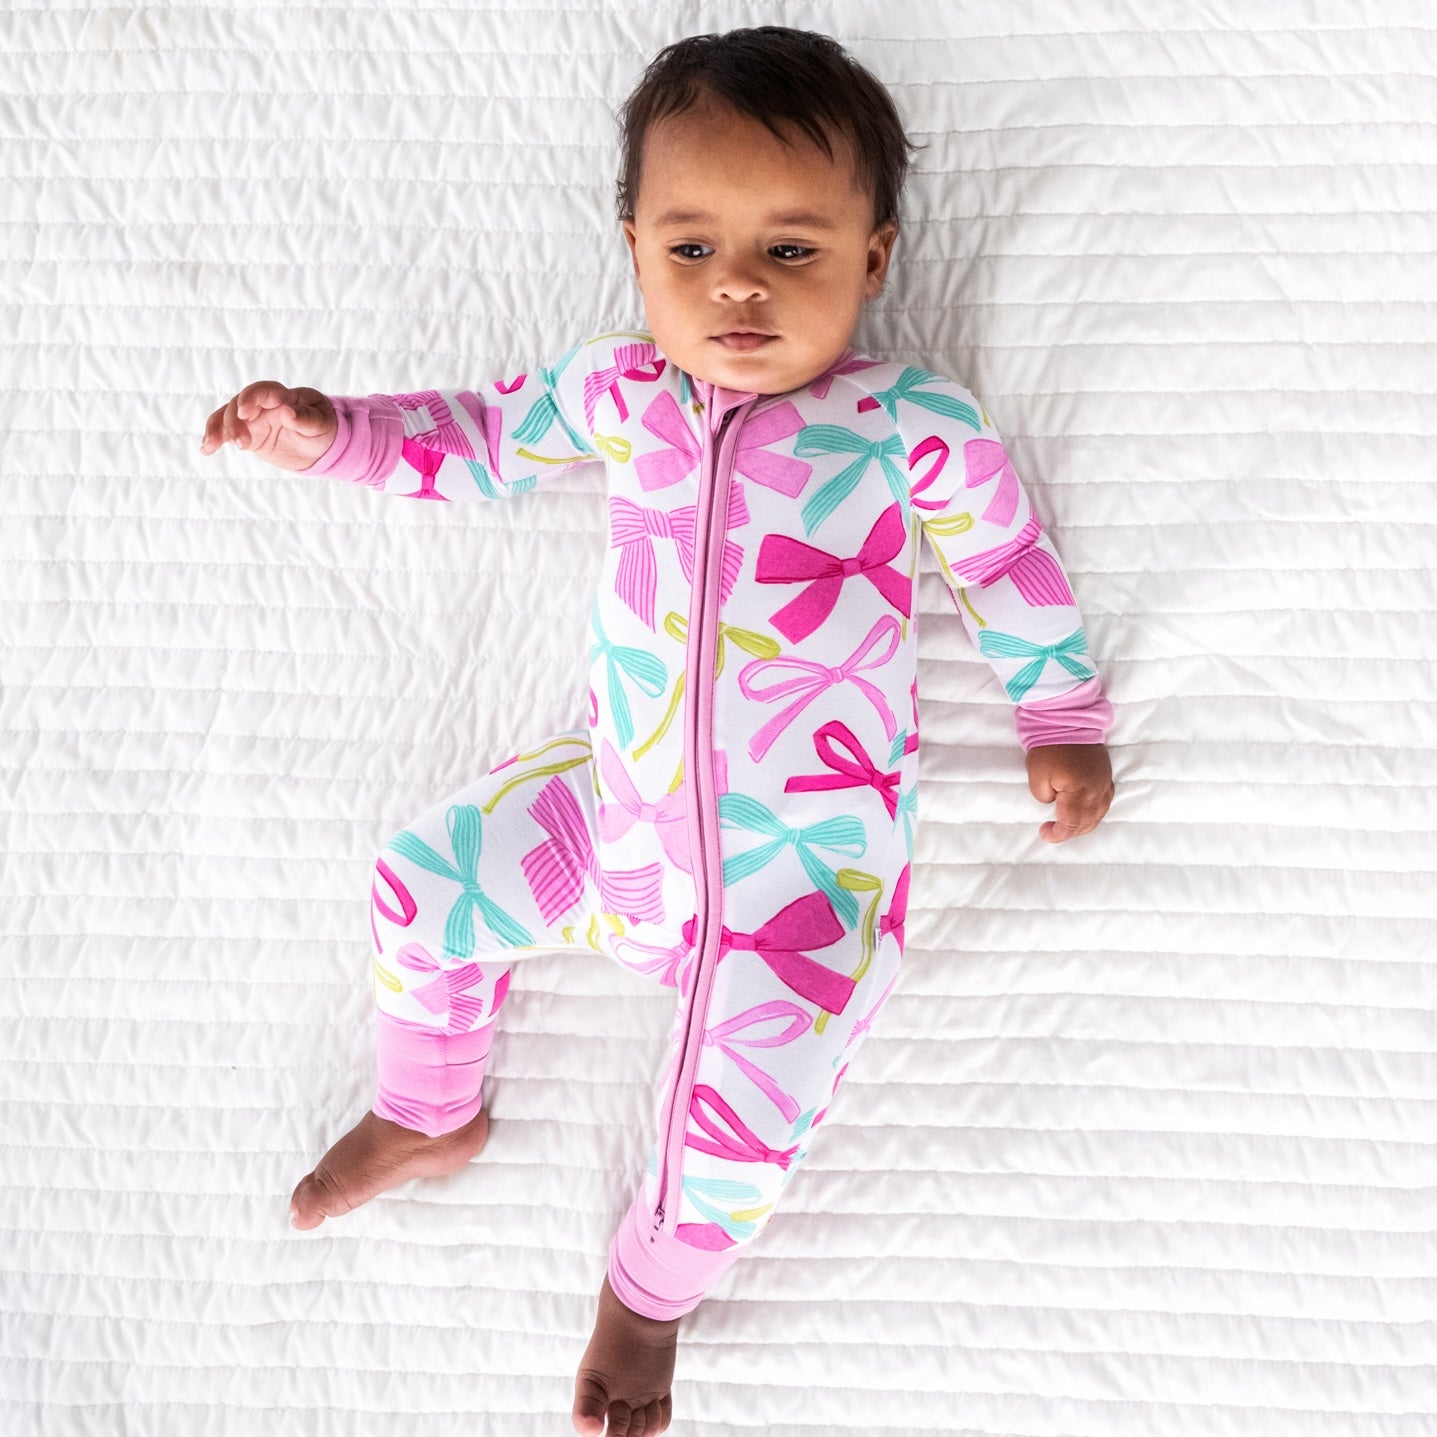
202, 337, 611, 502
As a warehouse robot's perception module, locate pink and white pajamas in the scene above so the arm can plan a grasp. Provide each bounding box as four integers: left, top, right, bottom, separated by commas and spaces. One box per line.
302, 331, 1114, 1320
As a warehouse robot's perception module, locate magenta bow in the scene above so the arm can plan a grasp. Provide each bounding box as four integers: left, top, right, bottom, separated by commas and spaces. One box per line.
521, 775, 665, 925
730, 402, 812, 496
738, 614, 901, 763
947, 514, 1074, 606
394, 943, 485, 1034
582, 342, 666, 431
596, 738, 692, 873
394, 437, 449, 501
680, 889, 855, 1015
784, 719, 901, 818
686, 1083, 801, 1169
371, 855, 418, 953
908, 433, 949, 511
756, 500, 911, 642
635, 390, 702, 492
878, 864, 909, 951
702, 999, 812, 1122
964, 437, 1021, 526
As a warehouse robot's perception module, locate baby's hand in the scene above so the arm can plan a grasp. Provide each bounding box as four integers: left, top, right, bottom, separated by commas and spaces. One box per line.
1025, 743, 1114, 843
199, 382, 338, 472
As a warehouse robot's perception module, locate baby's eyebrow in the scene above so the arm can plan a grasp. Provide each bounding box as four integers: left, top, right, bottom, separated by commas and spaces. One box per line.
654, 208, 838, 231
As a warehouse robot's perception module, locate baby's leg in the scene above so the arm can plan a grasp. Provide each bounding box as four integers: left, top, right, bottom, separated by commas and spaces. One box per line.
291, 727, 639, 1228
606, 862, 909, 1318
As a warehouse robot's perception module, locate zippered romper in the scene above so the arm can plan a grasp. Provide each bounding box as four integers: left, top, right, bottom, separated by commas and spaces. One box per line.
303, 331, 1114, 1320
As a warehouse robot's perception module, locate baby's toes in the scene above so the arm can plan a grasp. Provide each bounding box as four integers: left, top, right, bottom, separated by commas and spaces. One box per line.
604, 1402, 637, 1437
638, 1396, 669, 1434
570, 1376, 608, 1435
288, 1166, 355, 1230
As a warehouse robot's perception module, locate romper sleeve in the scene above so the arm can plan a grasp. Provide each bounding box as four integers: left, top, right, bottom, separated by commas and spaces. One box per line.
893, 369, 1114, 750
296, 335, 613, 500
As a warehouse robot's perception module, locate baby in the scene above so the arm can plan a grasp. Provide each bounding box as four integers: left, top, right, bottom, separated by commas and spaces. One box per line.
201, 25, 1114, 1437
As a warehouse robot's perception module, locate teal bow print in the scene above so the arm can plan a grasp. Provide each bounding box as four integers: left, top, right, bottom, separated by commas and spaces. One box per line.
681, 1172, 768, 1242
978, 628, 1095, 702
386, 804, 533, 956
465, 459, 535, 499
793, 426, 910, 535
868, 367, 983, 429
511, 343, 589, 452
718, 791, 867, 927
895, 783, 916, 862
589, 607, 667, 748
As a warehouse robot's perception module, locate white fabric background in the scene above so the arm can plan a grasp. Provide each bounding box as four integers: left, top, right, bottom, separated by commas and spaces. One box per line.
3, 1, 1435, 1433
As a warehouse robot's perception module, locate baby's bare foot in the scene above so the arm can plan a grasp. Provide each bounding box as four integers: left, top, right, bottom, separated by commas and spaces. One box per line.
571, 1273, 681, 1436
288, 1107, 490, 1230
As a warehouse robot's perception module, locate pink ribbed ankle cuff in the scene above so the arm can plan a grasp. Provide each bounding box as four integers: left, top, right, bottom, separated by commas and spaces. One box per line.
607, 1193, 746, 1320
372, 1013, 495, 1138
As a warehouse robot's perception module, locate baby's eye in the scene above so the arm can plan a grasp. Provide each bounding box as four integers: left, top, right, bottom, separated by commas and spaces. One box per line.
770, 244, 814, 261
669, 244, 712, 261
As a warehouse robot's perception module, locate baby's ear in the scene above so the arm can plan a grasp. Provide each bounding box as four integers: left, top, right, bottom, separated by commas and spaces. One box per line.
865, 222, 899, 297
621, 221, 641, 278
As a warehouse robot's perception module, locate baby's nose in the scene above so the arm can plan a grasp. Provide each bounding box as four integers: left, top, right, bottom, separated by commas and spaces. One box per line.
712, 265, 767, 303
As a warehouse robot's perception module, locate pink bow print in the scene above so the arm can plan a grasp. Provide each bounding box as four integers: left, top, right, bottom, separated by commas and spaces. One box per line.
609, 485, 748, 628
845, 966, 900, 1050
755, 500, 911, 641
965, 438, 1020, 526
806, 352, 881, 399
879, 864, 909, 951
582, 342, 665, 431
596, 738, 692, 873
635, 391, 701, 492
702, 999, 812, 1122
371, 855, 418, 952
611, 932, 690, 989
784, 719, 901, 819
686, 1083, 801, 1169
680, 889, 855, 1015
738, 615, 901, 764
948, 514, 1074, 606
521, 776, 665, 925
452, 390, 507, 476
730, 402, 812, 496
394, 942, 489, 1035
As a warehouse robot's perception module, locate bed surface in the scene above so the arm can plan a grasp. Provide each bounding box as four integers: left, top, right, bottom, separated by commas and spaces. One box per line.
4, 2, 1435, 1432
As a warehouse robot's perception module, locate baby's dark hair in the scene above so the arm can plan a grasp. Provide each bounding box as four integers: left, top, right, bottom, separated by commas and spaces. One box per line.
615, 26, 921, 230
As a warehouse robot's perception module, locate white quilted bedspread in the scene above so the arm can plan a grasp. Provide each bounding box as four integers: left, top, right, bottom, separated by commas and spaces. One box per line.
3, 2, 1435, 1433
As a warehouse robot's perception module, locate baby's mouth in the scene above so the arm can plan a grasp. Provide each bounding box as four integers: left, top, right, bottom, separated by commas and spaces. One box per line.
713, 331, 777, 353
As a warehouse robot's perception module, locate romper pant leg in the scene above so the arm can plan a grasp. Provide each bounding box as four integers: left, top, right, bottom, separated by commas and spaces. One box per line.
607, 855, 911, 1319
367, 726, 683, 1137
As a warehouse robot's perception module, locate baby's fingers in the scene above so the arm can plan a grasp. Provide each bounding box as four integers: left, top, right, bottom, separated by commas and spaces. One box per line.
199, 381, 288, 453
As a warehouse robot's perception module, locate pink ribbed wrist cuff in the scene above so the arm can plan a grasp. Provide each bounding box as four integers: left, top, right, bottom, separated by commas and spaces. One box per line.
301, 394, 406, 489
1015, 675, 1114, 751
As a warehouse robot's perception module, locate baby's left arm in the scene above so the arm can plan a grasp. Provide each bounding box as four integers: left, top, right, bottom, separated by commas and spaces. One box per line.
895, 372, 1115, 842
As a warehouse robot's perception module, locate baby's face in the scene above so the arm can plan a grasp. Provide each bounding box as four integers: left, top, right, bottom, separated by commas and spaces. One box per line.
622, 95, 898, 395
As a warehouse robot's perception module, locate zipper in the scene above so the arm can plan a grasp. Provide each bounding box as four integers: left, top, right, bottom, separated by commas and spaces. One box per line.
651, 395, 749, 1240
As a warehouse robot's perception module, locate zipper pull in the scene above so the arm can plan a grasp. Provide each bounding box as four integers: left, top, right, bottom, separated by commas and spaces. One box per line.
651, 1204, 664, 1241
